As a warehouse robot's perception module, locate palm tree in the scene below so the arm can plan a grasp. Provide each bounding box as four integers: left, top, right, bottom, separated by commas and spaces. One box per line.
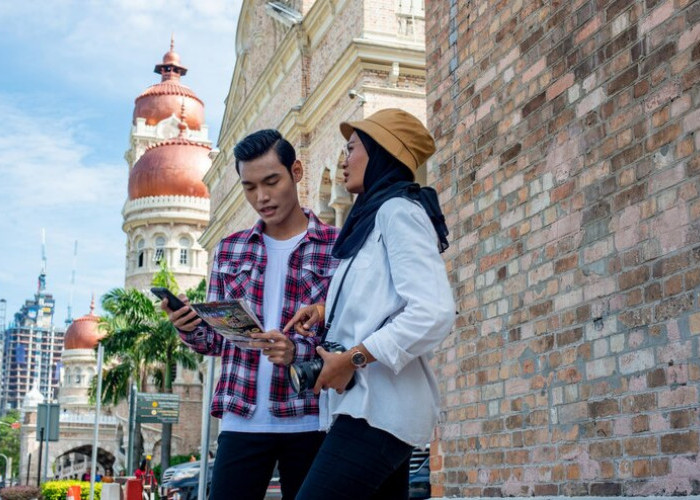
98, 271, 201, 473
150, 263, 204, 472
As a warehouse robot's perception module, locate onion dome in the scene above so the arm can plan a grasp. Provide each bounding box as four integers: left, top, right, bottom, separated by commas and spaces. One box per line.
128, 107, 211, 199
23, 384, 44, 409
133, 36, 204, 130
64, 297, 104, 350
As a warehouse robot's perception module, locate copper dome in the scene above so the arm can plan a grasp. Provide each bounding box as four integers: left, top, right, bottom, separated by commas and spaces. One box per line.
133, 40, 204, 130
64, 300, 104, 350
133, 85, 204, 129
128, 138, 211, 200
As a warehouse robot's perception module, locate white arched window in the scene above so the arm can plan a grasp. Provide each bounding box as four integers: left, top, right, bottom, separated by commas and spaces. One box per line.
179, 237, 191, 265
75, 368, 83, 385
154, 236, 166, 263
137, 238, 145, 268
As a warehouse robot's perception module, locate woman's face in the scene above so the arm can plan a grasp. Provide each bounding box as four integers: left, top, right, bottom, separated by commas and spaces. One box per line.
342, 131, 369, 194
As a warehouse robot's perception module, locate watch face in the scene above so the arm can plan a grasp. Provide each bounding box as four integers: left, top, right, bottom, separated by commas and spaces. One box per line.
351, 351, 367, 367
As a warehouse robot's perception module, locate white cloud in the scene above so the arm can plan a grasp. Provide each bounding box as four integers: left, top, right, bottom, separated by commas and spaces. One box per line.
0, 1, 242, 325
0, 97, 127, 324
0, 98, 125, 209
0, 0, 241, 138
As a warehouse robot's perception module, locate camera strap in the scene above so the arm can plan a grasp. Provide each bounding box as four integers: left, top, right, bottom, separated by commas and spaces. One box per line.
318, 253, 357, 343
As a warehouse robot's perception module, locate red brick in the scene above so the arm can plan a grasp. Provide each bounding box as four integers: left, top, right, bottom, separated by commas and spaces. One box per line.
646, 123, 681, 151
660, 431, 699, 453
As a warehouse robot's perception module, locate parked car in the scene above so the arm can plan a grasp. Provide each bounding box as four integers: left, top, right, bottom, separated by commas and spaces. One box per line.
160, 461, 212, 500
408, 446, 431, 499
159, 460, 281, 499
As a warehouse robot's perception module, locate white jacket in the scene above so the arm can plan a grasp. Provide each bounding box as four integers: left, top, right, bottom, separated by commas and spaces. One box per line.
321, 197, 455, 446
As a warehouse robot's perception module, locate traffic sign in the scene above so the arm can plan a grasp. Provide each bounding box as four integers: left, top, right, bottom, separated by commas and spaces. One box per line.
36, 403, 60, 441
135, 393, 180, 424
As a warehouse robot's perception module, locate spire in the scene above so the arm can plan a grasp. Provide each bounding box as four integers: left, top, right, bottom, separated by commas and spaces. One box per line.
170, 32, 175, 52
89, 294, 95, 315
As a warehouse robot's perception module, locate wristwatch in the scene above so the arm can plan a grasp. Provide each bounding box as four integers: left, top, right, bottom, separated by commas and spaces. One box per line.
350, 348, 368, 368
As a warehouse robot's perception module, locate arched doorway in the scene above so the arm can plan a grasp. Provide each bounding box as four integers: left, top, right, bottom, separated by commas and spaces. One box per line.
53, 446, 115, 480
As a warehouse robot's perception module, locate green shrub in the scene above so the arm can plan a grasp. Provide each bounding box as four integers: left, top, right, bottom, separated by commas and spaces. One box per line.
40, 480, 102, 500
0, 485, 42, 500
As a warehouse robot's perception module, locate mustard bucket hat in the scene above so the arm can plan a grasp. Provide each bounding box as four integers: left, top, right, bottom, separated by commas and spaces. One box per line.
340, 108, 436, 173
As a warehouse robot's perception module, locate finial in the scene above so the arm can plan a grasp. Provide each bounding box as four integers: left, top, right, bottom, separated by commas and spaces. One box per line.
89, 293, 95, 315
170, 33, 175, 52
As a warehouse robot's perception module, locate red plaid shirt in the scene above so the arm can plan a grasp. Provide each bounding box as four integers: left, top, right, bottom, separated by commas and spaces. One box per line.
180, 209, 339, 418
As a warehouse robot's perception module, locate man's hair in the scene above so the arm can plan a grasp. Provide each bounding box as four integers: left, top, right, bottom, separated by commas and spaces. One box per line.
233, 129, 296, 174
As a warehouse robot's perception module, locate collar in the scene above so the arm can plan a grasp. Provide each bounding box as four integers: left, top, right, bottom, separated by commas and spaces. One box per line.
245, 208, 329, 244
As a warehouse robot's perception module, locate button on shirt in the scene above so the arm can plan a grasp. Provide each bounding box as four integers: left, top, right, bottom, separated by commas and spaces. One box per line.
321, 198, 455, 446
180, 209, 339, 419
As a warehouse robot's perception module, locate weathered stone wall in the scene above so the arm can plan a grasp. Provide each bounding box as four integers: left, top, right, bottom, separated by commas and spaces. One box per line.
427, 0, 700, 495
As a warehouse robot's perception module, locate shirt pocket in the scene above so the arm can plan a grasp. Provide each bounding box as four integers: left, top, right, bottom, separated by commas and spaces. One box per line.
219, 261, 255, 297
300, 261, 330, 302
353, 229, 383, 269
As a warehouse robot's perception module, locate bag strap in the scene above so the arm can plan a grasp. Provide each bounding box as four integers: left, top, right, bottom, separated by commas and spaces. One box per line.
318, 253, 357, 342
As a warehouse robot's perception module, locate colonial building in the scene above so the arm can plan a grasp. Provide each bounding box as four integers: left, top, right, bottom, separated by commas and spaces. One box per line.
19, 301, 120, 485
426, 0, 700, 496
202, 0, 428, 249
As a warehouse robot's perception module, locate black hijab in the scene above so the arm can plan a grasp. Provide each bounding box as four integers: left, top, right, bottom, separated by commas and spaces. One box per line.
332, 129, 449, 259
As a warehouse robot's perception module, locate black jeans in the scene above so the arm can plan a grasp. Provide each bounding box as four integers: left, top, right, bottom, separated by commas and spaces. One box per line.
209, 430, 325, 500
296, 415, 414, 500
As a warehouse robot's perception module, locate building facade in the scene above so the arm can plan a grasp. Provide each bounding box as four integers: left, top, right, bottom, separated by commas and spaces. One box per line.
19, 301, 120, 485
1, 272, 64, 412
427, 0, 700, 496
202, 0, 429, 249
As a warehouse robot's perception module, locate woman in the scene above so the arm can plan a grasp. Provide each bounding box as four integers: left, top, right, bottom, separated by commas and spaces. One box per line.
286, 108, 455, 499
135, 459, 157, 488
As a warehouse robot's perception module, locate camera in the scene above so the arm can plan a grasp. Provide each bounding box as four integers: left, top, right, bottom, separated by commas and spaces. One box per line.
288, 341, 356, 393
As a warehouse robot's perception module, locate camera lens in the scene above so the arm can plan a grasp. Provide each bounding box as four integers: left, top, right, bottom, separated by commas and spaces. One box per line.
287, 342, 356, 393
289, 358, 323, 393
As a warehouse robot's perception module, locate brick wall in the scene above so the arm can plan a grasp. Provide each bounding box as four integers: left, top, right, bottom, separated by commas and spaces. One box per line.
427, 0, 700, 495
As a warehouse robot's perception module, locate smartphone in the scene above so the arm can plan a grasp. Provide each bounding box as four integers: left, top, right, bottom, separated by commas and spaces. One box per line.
151, 287, 187, 311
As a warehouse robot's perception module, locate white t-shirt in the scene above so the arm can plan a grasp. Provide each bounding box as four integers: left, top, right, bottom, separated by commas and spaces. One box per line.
221, 231, 319, 433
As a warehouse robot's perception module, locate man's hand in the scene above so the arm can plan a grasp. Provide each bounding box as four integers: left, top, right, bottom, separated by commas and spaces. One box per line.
250, 330, 295, 365
160, 295, 202, 332
283, 303, 325, 336
313, 346, 355, 395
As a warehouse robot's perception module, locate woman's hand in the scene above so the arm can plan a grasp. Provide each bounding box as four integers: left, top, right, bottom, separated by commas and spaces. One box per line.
313, 346, 355, 395
250, 330, 296, 365
283, 303, 326, 337
160, 295, 202, 332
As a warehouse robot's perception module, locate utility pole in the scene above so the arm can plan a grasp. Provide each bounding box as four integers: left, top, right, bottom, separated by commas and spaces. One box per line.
127, 384, 137, 475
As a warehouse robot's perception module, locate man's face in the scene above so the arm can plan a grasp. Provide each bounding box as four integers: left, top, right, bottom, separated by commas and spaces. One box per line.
239, 149, 302, 232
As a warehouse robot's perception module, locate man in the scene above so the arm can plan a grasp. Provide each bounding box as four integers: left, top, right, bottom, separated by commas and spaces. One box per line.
163, 129, 338, 500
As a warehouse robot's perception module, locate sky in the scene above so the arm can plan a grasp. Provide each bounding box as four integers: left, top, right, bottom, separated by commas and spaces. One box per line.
0, 0, 242, 327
